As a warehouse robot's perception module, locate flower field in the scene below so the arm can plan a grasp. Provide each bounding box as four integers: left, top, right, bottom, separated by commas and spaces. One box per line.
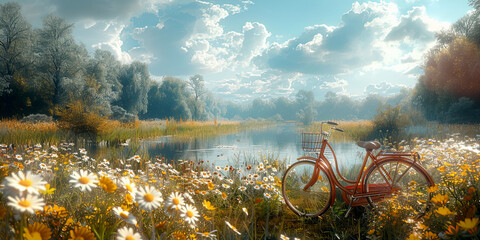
0, 135, 479, 239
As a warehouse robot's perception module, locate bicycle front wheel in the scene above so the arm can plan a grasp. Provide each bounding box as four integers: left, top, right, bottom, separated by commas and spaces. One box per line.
364, 159, 434, 219
282, 160, 333, 217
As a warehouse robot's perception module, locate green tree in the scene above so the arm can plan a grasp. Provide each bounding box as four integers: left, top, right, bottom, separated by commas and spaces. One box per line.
114, 61, 150, 115
158, 76, 191, 120
0, 2, 32, 77
187, 74, 206, 120
36, 15, 86, 106
296, 90, 316, 125
0, 2, 35, 117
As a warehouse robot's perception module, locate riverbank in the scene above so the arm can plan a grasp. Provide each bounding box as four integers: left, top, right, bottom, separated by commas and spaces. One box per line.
306, 121, 479, 142
0, 119, 273, 145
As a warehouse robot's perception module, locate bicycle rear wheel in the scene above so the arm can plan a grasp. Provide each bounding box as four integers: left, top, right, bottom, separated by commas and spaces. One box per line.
364, 158, 434, 219
282, 160, 333, 217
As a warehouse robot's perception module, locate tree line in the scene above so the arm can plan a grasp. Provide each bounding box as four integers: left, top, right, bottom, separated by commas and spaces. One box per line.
0, 2, 219, 121
0, 1, 478, 124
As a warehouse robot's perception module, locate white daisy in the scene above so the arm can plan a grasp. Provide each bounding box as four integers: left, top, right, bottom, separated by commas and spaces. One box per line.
225, 221, 241, 235
166, 192, 185, 211
180, 204, 200, 227
39, 163, 48, 170
120, 177, 136, 195
7, 194, 45, 214
136, 186, 163, 211
183, 193, 194, 204
196, 230, 217, 239
3, 171, 46, 195
128, 155, 141, 163
116, 226, 142, 240
69, 170, 98, 192
113, 207, 137, 225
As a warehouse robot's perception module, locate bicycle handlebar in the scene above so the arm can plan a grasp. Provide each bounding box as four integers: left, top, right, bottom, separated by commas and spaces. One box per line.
333, 127, 344, 132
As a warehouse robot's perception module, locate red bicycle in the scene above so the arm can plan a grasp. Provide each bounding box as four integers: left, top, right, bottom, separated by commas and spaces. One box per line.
282, 121, 434, 218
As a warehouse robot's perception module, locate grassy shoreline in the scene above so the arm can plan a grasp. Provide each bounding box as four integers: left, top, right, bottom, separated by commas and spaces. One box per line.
2, 119, 478, 146
0, 119, 273, 145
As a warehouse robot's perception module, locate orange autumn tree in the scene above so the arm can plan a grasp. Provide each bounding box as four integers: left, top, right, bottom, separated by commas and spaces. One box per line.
414, 36, 480, 123
423, 37, 480, 100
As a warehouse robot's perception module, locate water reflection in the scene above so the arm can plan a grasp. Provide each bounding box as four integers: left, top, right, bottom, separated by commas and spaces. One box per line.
87, 124, 367, 169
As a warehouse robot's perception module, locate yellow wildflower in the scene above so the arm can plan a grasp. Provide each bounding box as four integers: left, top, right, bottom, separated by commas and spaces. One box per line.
38, 184, 55, 195
424, 231, 438, 239
98, 176, 117, 193
458, 218, 479, 230
24, 222, 51, 240
436, 207, 454, 216
202, 200, 216, 210
69, 226, 95, 240
427, 185, 438, 193
406, 233, 420, 240
431, 194, 449, 205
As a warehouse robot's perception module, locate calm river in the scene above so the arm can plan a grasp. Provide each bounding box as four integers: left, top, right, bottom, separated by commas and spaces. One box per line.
106, 123, 368, 169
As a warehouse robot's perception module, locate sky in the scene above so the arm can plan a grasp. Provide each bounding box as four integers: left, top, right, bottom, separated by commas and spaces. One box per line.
7, 0, 474, 102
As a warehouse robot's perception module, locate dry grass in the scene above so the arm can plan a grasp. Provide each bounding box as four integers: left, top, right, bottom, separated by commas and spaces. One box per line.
304, 120, 374, 141
0, 119, 267, 145
0, 119, 58, 131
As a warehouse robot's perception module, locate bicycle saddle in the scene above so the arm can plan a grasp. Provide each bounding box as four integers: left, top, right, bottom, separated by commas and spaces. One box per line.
356, 141, 381, 151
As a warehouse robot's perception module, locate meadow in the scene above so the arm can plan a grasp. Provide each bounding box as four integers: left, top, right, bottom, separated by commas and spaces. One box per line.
0, 121, 479, 239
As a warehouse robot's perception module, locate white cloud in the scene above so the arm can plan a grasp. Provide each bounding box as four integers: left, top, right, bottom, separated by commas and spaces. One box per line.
385, 6, 444, 42
364, 82, 407, 96
255, 2, 399, 75
128, 1, 270, 76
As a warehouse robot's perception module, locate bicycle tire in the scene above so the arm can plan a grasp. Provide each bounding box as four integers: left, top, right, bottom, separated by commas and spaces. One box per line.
282, 160, 333, 217
364, 158, 434, 219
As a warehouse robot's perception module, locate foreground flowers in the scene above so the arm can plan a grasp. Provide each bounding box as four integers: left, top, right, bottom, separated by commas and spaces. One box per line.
69, 226, 96, 240
2, 136, 477, 239
7, 194, 44, 214
113, 207, 137, 225
69, 170, 98, 192
3, 171, 46, 194
136, 186, 163, 211
458, 218, 479, 230
167, 192, 185, 211
117, 226, 142, 240
181, 204, 200, 226
23, 222, 51, 240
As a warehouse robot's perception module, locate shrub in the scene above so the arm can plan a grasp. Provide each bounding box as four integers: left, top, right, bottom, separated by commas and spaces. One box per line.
21, 114, 53, 123
371, 105, 410, 140
109, 105, 136, 123
56, 101, 108, 135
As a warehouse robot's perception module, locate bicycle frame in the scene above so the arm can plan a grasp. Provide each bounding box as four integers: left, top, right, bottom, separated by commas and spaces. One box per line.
297, 137, 433, 206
